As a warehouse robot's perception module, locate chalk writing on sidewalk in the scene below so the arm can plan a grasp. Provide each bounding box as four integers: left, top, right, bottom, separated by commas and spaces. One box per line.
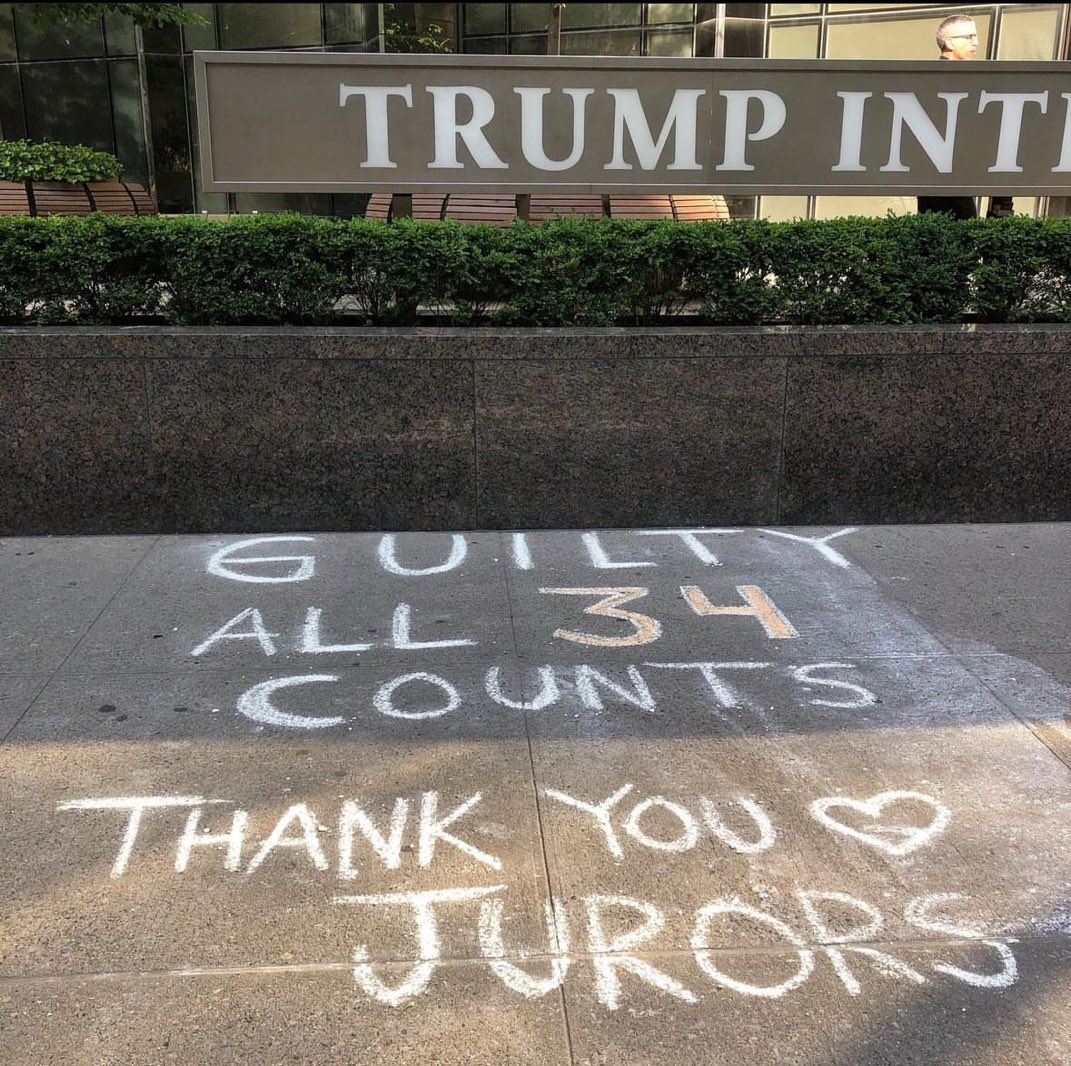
56, 786, 1017, 1009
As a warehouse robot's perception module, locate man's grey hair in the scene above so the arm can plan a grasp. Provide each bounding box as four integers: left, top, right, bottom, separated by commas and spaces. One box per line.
936, 13, 976, 51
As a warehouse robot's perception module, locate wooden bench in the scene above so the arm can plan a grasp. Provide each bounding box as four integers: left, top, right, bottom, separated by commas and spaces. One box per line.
85, 182, 140, 216
671, 194, 731, 222
0, 180, 31, 214
528, 194, 606, 223
442, 194, 517, 227
365, 192, 392, 220
123, 182, 157, 216
364, 193, 731, 225
32, 181, 93, 216
607, 194, 675, 220
365, 193, 447, 221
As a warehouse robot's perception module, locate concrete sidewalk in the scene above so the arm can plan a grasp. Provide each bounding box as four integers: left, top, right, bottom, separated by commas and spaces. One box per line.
1, 523, 1070, 1065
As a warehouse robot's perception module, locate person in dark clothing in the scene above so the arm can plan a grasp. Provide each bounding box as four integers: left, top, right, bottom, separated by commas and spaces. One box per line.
916, 14, 1014, 220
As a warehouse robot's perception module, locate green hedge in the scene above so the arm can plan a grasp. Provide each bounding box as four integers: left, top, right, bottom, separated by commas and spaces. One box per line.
1, 212, 1070, 326
0, 140, 122, 183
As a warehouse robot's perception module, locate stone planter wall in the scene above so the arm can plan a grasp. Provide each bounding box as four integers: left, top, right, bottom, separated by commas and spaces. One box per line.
3, 325, 1070, 535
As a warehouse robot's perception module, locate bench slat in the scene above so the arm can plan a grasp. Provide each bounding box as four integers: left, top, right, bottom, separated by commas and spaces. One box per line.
443, 194, 516, 227
609, 195, 675, 219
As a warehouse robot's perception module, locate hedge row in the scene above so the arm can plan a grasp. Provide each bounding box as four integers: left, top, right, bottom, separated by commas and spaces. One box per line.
1, 212, 1070, 326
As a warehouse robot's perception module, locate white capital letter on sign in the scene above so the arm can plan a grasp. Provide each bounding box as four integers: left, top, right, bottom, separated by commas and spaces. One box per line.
978, 91, 1048, 173
716, 90, 786, 172
426, 86, 508, 169
1053, 93, 1071, 171
880, 92, 968, 174
339, 84, 413, 168
605, 88, 705, 171
515, 87, 594, 171
832, 92, 872, 172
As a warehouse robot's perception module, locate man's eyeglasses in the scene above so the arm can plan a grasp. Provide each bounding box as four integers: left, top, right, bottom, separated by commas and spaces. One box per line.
947, 33, 979, 40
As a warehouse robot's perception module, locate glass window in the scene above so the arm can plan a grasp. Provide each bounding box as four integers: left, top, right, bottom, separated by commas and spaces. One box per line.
768, 22, 819, 58
564, 4, 643, 29
235, 192, 335, 214
465, 36, 509, 53
724, 16, 764, 56
103, 11, 137, 56
142, 25, 182, 54
465, 3, 506, 35
828, 3, 918, 12
512, 4, 549, 32
511, 33, 549, 53
14, 3, 105, 61
563, 28, 642, 55
145, 54, 192, 211
646, 27, 693, 55
814, 195, 916, 219
218, 3, 322, 50
997, 6, 1060, 61
648, 3, 694, 24
182, 4, 217, 51
325, 3, 374, 46
826, 13, 992, 60
0, 63, 25, 140
0, 4, 16, 61
760, 195, 810, 221
108, 60, 148, 185
770, 3, 820, 15
22, 60, 112, 149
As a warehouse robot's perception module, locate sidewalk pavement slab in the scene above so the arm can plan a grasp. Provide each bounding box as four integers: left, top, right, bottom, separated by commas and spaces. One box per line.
1, 524, 1070, 1065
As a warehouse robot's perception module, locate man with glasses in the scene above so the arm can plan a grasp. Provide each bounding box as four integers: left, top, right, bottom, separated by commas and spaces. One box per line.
917, 15, 1014, 220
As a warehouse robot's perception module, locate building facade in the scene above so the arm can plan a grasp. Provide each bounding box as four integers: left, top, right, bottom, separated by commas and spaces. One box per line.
0, 3, 1066, 217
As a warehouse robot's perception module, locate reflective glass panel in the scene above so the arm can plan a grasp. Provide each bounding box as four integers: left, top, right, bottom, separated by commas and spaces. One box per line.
724, 16, 764, 56
235, 192, 335, 214
829, 3, 918, 11
465, 36, 509, 53
103, 11, 137, 55
109, 59, 148, 185
142, 25, 182, 54
564, 4, 643, 28
21, 60, 112, 148
325, 3, 373, 45
825, 14, 991, 60
770, 4, 819, 14
647, 3, 694, 24
512, 4, 549, 32
760, 196, 809, 221
465, 3, 506, 35
0, 4, 17, 60
218, 4, 322, 49
997, 6, 1060, 61
511, 33, 549, 53
646, 27, 693, 55
182, 4, 217, 51
146, 54, 192, 211
14, 3, 105, 61
0, 63, 25, 140
768, 22, 819, 58
814, 195, 916, 219
563, 28, 642, 55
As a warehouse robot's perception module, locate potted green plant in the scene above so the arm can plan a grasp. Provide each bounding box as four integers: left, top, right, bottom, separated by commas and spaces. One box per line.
0, 139, 155, 217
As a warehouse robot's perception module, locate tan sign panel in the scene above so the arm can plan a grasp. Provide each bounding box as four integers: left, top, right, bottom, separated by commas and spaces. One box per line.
194, 52, 1071, 195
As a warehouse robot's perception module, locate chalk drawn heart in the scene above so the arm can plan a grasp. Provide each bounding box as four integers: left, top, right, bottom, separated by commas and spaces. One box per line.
809, 790, 951, 857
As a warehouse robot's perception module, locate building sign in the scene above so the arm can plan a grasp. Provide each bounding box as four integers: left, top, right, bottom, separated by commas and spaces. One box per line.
194, 52, 1071, 195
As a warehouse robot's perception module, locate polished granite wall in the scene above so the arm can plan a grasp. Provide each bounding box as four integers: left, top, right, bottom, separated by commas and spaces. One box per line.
4, 326, 1070, 534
